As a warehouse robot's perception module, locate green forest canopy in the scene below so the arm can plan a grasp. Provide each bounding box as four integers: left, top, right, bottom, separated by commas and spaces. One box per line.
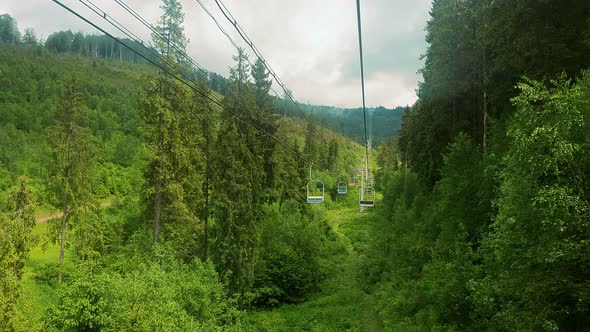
1, 0, 590, 330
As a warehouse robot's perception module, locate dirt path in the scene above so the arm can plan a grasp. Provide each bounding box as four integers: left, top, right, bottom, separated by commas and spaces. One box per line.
35, 201, 113, 223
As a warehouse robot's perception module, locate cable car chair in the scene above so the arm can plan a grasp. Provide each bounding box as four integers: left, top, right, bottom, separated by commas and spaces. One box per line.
306, 164, 325, 204
359, 185, 375, 207
337, 177, 348, 195
359, 168, 375, 207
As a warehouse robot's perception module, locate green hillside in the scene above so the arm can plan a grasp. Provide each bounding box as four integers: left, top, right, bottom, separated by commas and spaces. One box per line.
2, 0, 590, 330
0, 41, 373, 331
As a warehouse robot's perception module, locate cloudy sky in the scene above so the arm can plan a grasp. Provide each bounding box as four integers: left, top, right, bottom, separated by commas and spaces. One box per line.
1, 0, 432, 108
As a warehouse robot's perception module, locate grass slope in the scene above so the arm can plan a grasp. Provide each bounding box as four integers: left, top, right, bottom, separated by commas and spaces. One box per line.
248, 186, 384, 331
14, 221, 73, 331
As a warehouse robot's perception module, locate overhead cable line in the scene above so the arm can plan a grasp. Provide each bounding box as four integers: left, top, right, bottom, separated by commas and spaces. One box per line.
51, 0, 307, 162
111, 0, 297, 147
78, 0, 226, 110
355, 0, 370, 171
208, 0, 324, 141
192, 0, 284, 99
113, 0, 211, 79
81, 0, 299, 150
194, 0, 239, 50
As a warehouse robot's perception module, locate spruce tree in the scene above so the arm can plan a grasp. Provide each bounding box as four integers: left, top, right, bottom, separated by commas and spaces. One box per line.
193, 82, 217, 261
0, 177, 35, 330
153, 0, 187, 63
251, 58, 278, 202
144, 0, 194, 247
212, 48, 263, 305
47, 74, 95, 283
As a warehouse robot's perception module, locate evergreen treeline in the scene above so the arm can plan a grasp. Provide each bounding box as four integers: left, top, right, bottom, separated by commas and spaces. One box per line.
0, 12, 231, 95
45, 30, 150, 64
4, 12, 396, 144
295, 105, 404, 146
369, 0, 590, 330
0, 2, 362, 330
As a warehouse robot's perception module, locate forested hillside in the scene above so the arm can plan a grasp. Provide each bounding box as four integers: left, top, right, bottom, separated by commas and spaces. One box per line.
0, 9, 366, 330
367, 0, 590, 330
1, 0, 590, 330
278, 103, 404, 145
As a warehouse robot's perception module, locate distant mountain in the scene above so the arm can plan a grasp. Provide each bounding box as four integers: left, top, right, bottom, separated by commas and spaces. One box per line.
275, 100, 404, 145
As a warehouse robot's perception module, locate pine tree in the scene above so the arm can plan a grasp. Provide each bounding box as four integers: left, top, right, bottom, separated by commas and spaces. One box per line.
47, 74, 95, 283
153, 0, 188, 64
212, 48, 263, 305
251, 58, 278, 202
144, 0, 194, 247
0, 177, 35, 331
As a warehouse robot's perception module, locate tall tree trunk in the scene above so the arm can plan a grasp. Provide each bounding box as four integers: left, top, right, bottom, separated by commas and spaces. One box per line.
482, 47, 488, 155
58, 123, 72, 284
202, 126, 211, 261
153, 112, 163, 244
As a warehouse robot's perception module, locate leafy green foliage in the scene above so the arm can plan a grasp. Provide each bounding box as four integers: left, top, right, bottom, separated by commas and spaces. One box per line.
253, 201, 325, 306
371, 73, 590, 330
472, 74, 590, 330
45, 254, 241, 331
0, 177, 36, 331
211, 48, 265, 305
401, 0, 590, 187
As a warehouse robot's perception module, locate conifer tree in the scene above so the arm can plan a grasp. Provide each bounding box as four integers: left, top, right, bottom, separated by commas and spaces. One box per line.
193, 82, 217, 261
141, 78, 197, 249
153, 0, 187, 63
47, 75, 95, 283
212, 48, 263, 305
0, 177, 35, 330
251, 58, 278, 202
144, 0, 195, 247
303, 121, 318, 164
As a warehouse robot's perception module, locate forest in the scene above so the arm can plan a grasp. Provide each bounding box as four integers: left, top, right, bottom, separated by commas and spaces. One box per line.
1, 0, 590, 331
297, 105, 404, 146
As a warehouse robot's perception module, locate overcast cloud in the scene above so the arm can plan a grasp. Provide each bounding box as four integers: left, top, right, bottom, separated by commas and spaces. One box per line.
1, 0, 432, 108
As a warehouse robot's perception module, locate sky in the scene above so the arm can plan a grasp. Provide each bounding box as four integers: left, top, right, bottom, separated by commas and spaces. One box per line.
1, 0, 432, 108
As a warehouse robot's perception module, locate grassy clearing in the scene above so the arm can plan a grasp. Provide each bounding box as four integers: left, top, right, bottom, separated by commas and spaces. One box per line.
18, 191, 383, 331
15, 221, 76, 331
248, 193, 383, 331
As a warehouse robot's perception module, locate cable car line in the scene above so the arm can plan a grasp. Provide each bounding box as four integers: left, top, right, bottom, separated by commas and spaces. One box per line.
193, 0, 239, 50
78, 0, 300, 151
355, 0, 370, 170
110, 0, 298, 150
51, 0, 308, 163
355, 0, 375, 209
209, 0, 325, 142
114, 0, 212, 77
192, 0, 284, 100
